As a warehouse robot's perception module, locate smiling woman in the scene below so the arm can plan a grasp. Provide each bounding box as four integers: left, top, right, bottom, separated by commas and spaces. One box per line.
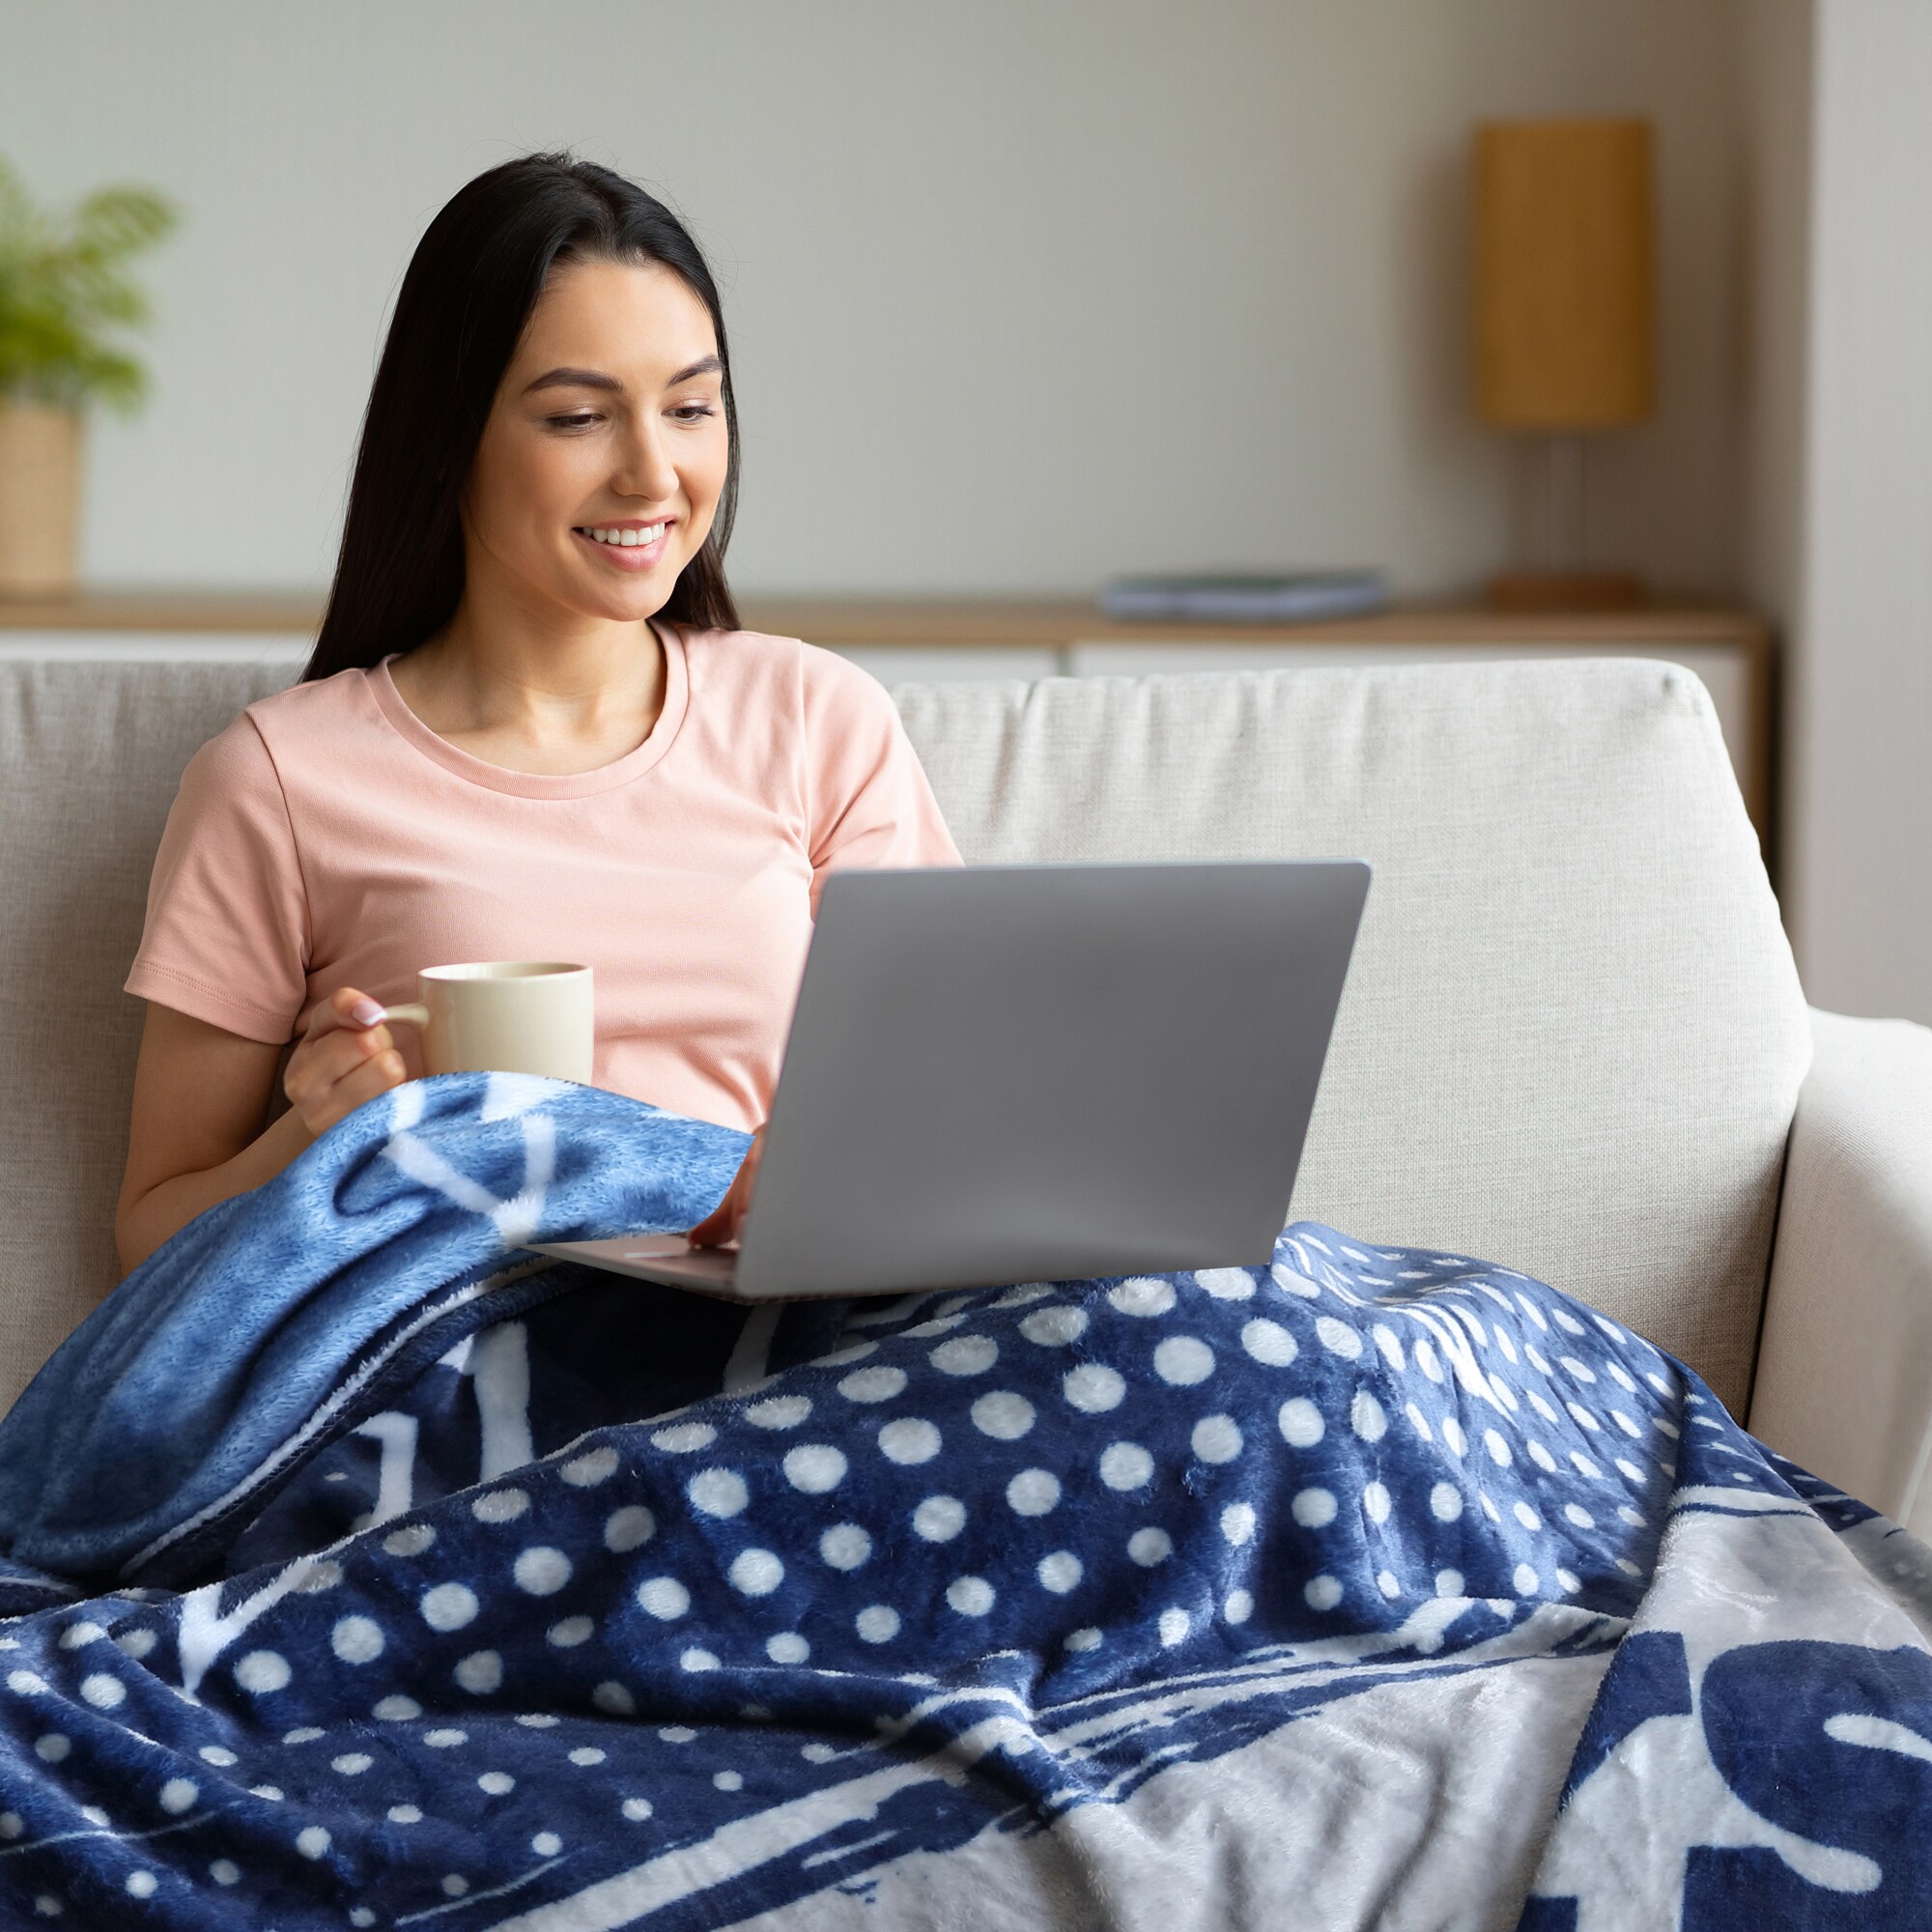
383, 254, 732, 777
111, 155, 961, 1274
309, 155, 742, 675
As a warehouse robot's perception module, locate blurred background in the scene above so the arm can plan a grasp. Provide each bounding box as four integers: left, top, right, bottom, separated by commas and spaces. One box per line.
0, 0, 1922, 1024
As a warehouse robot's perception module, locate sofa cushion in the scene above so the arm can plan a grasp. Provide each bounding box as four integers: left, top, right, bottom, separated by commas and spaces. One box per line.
895, 659, 1810, 1413
0, 654, 1807, 1418
0, 658, 298, 1415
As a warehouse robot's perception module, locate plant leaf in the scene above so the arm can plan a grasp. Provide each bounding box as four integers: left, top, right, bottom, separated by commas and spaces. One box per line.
71, 186, 179, 267
0, 158, 177, 412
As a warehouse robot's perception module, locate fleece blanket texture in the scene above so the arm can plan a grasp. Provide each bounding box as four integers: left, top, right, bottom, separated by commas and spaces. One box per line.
0, 1072, 1927, 1931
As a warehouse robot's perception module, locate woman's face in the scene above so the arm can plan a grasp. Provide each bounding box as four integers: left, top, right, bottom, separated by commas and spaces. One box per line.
462, 256, 730, 626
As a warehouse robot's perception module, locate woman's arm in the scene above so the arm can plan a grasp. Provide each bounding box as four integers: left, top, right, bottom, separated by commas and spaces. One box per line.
114, 990, 411, 1276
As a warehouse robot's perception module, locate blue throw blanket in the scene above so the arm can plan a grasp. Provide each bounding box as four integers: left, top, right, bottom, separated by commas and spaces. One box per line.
0, 1073, 1928, 1929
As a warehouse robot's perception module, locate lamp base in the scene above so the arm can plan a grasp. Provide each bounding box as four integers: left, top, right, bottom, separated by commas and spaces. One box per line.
1486, 571, 1647, 613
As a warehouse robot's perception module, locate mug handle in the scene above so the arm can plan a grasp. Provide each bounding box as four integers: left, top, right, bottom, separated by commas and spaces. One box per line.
373, 1003, 430, 1029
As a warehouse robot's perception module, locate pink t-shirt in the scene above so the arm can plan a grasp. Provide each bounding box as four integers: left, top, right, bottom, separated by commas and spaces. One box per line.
125, 625, 963, 1132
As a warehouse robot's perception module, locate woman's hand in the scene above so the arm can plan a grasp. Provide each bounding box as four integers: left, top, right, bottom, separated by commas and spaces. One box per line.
689, 1126, 765, 1248
283, 985, 410, 1140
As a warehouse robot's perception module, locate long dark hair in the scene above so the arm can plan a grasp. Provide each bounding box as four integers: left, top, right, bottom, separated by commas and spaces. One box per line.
304, 153, 739, 682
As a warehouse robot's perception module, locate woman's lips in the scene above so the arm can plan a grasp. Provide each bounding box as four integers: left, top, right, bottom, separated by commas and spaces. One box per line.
573, 525, 670, 571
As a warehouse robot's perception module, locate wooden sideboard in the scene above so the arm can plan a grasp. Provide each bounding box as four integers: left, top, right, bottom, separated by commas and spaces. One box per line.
0, 592, 1773, 850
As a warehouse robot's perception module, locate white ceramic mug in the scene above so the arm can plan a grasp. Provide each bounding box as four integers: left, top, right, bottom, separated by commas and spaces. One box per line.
375, 961, 595, 1083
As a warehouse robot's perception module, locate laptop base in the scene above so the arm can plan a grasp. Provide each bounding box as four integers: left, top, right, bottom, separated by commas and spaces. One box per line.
519, 1236, 857, 1304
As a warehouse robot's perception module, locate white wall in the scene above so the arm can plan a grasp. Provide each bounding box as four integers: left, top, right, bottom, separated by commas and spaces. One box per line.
1736, 0, 1815, 891
0, 0, 1745, 600
1778, 0, 1932, 1020
1737, 2, 1814, 672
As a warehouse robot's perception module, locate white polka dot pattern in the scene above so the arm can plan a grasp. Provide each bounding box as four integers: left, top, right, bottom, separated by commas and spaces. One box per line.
0, 1140, 1777, 1932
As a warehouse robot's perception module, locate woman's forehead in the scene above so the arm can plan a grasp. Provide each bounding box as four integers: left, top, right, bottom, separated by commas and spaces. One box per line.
513, 257, 718, 385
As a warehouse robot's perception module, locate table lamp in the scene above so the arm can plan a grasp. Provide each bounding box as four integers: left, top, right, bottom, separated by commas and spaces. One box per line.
1472, 117, 1655, 611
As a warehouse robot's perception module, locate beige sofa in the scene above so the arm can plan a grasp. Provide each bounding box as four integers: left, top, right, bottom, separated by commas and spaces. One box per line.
1, 651, 1926, 1536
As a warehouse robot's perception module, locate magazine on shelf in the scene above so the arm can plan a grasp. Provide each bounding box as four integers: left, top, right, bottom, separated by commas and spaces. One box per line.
1100, 570, 1388, 624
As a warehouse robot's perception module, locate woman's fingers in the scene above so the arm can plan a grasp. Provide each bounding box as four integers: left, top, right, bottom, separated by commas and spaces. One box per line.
304, 984, 386, 1042
687, 1179, 741, 1248
325, 1051, 408, 1128
689, 1128, 764, 1248
304, 1050, 406, 1135
287, 986, 406, 1134
288, 1023, 392, 1104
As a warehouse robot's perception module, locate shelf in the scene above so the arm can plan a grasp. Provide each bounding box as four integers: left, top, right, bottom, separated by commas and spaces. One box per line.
0, 587, 1767, 650
740, 597, 1768, 651
0, 589, 324, 632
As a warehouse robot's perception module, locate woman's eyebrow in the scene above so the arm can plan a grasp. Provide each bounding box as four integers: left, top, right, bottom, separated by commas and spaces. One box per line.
524, 366, 622, 395
523, 355, 722, 396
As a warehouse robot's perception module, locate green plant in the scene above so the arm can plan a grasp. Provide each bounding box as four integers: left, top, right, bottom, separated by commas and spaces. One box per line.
0, 156, 179, 415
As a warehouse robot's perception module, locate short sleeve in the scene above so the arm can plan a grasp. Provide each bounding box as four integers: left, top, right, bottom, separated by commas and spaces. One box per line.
800, 645, 963, 915
123, 712, 312, 1043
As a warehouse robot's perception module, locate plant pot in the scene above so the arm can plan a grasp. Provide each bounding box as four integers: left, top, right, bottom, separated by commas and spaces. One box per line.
0, 401, 82, 597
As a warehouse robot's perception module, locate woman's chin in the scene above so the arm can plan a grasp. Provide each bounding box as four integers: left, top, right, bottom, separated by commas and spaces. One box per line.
551, 568, 674, 626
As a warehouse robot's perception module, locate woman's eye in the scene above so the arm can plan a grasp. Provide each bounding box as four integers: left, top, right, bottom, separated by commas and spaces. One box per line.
671, 404, 717, 422
546, 413, 600, 431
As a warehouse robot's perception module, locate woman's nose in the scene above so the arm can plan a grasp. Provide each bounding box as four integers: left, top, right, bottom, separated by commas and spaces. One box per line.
615, 418, 679, 505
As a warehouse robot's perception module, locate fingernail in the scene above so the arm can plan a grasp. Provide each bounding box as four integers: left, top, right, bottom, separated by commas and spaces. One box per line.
350, 997, 384, 1026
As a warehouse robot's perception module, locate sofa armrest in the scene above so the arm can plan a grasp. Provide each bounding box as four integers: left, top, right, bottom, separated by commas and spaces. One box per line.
1748, 1009, 1932, 1538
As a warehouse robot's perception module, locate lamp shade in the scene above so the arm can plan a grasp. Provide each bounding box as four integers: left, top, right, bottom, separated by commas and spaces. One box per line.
1472, 118, 1655, 429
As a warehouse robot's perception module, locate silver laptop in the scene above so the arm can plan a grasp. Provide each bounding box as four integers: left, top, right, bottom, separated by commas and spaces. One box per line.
520, 859, 1369, 1302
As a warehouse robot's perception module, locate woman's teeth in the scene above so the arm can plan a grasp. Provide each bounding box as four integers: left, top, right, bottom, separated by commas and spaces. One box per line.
579, 523, 667, 548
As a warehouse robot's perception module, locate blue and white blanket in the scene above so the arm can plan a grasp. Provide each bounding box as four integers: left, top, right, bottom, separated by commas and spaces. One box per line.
0, 1073, 1928, 1930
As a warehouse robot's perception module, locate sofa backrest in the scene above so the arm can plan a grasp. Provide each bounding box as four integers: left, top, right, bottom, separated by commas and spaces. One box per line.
0, 656, 302, 1417
0, 653, 1807, 1418
895, 658, 1810, 1416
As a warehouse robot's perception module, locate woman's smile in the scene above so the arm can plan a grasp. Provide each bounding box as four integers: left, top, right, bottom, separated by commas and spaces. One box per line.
572, 518, 672, 570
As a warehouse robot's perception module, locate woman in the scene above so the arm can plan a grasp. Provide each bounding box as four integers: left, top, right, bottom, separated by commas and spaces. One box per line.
114, 154, 960, 1276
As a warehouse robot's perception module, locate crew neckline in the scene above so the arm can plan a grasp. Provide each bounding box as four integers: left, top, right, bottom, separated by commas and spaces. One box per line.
368, 620, 690, 799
